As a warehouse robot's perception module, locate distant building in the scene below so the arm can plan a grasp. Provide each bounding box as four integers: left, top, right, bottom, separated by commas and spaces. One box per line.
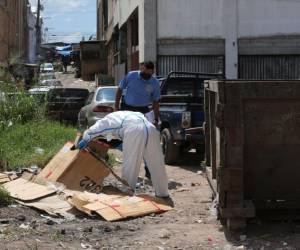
97, 0, 300, 81
0, 0, 37, 67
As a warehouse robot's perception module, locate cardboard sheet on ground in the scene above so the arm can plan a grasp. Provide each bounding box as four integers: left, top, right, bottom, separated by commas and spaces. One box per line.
36, 142, 110, 192
3, 178, 56, 201
17, 195, 77, 218
0, 173, 10, 184
68, 190, 173, 221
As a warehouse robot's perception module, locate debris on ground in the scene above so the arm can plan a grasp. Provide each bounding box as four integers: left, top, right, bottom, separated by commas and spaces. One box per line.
197, 171, 203, 175
0, 142, 173, 222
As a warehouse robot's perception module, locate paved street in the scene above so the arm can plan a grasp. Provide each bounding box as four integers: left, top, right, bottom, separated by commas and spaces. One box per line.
56, 70, 96, 91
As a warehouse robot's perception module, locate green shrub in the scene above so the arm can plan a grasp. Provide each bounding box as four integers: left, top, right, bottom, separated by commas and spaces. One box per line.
0, 89, 43, 129
0, 120, 76, 170
0, 186, 12, 207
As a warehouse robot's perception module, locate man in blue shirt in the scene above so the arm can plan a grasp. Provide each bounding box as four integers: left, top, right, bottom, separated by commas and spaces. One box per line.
115, 61, 161, 180
114, 61, 160, 127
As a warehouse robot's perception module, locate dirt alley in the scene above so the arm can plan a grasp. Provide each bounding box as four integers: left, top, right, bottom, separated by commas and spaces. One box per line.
0, 72, 300, 249
1, 150, 300, 250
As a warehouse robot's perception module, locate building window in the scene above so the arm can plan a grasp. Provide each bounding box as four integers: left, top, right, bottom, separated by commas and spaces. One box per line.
131, 12, 139, 48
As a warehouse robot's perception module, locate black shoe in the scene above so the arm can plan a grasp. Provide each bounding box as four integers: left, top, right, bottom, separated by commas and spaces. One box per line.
155, 196, 174, 207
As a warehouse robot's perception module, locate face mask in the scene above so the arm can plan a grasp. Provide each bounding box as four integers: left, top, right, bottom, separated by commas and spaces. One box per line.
141, 72, 152, 80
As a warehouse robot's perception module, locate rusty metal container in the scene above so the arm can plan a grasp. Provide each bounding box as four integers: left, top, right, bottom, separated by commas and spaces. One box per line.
204, 80, 300, 229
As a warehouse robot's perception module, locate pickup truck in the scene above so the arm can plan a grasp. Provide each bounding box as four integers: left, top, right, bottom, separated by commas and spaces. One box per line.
159, 71, 223, 164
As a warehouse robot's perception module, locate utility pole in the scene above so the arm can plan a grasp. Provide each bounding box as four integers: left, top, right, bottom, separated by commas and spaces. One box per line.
36, 0, 42, 57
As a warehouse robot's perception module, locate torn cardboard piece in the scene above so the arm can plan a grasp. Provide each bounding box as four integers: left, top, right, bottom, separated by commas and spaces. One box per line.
0, 173, 10, 184
3, 178, 56, 201
17, 195, 77, 218
68, 190, 173, 221
36, 142, 110, 192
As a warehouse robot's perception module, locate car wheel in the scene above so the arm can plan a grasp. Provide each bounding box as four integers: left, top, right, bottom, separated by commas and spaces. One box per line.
161, 128, 180, 165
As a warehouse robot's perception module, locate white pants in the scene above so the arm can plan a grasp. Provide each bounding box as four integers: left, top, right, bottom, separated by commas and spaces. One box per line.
121, 123, 169, 197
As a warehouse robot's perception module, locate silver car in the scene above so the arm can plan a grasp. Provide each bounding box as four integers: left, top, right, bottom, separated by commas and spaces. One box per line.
78, 86, 117, 129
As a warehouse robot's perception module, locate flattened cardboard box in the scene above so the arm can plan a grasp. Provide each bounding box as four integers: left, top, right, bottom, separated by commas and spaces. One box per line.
36, 142, 110, 192
0, 173, 10, 184
3, 178, 56, 201
68, 191, 173, 221
18, 195, 77, 218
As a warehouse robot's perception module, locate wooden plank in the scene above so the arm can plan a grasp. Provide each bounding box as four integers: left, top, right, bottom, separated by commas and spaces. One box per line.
205, 168, 217, 197
218, 167, 243, 192
220, 200, 255, 218
209, 91, 217, 179
226, 218, 247, 230
204, 89, 211, 166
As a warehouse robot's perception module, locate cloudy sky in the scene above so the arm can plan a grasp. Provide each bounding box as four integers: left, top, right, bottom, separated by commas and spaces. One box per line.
29, 0, 97, 43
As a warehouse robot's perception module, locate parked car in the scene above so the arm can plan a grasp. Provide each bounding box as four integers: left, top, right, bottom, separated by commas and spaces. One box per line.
46, 88, 89, 123
78, 86, 117, 129
39, 72, 56, 85
28, 87, 52, 104
40, 79, 63, 87
159, 71, 224, 164
40, 63, 54, 73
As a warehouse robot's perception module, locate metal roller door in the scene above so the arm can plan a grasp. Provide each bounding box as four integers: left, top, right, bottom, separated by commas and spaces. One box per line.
157, 55, 224, 77
239, 55, 300, 80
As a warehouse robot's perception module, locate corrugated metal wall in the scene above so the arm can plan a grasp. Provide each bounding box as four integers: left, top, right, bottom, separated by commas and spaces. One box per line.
157, 55, 224, 77
239, 55, 300, 80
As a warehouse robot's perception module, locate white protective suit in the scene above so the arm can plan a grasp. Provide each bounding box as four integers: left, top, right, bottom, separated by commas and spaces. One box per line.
82, 111, 169, 197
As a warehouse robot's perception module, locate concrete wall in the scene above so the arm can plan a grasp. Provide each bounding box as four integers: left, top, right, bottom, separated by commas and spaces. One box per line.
113, 0, 156, 64
157, 0, 300, 39
157, 0, 224, 39
98, 0, 300, 79
238, 0, 300, 37
27, 8, 36, 63
116, 0, 141, 27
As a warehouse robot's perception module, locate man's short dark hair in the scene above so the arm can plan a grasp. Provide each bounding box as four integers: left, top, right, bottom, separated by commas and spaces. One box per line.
143, 61, 155, 70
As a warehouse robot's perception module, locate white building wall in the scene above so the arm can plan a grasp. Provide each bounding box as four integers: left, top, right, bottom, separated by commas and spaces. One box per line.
116, 0, 141, 27
238, 0, 300, 37
157, 0, 224, 39
157, 0, 300, 39
107, 0, 300, 79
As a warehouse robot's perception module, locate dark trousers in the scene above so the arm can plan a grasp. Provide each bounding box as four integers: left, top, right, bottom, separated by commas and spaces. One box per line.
121, 103, 150, 114
121, 102, 152, 180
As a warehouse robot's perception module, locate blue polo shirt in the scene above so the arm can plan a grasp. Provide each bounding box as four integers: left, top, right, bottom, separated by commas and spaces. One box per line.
119, 71, 160, 107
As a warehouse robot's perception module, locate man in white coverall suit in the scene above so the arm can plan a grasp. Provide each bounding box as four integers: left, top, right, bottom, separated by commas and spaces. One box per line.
76, 111, 169, 198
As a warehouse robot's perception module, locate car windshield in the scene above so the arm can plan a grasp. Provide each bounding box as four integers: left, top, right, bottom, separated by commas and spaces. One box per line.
96, 88, 116, 102
44, 63, 53, 69
163, 79, 204, 97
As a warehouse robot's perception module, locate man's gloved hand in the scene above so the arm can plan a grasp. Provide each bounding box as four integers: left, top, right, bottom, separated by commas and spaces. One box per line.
76, 139, 89, 150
